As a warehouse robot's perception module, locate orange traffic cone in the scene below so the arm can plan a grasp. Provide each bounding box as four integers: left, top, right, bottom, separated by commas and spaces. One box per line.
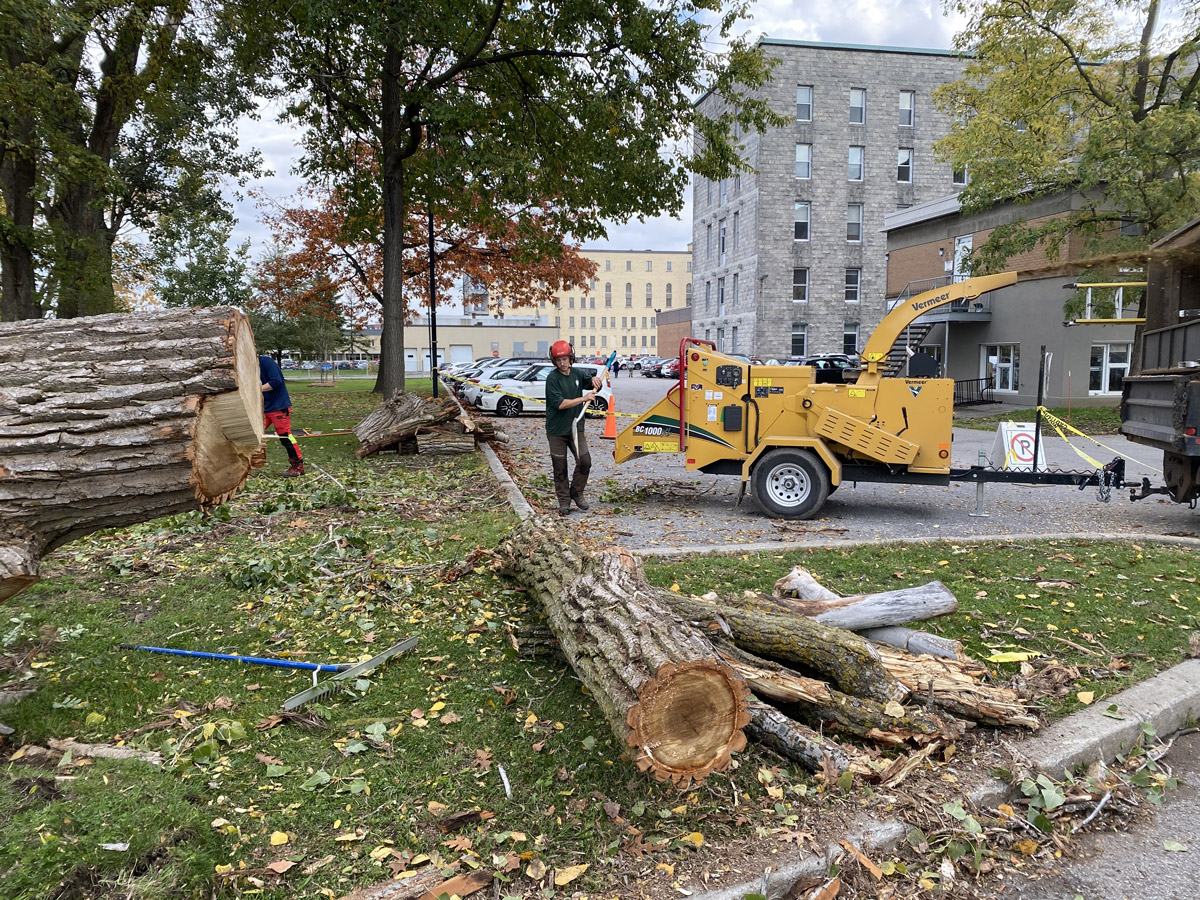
601, 395, 618, 439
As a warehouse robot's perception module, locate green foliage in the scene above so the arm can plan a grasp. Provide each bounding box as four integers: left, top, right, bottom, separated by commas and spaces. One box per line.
935, 0, 1200, 274
955, 405, 1122, 434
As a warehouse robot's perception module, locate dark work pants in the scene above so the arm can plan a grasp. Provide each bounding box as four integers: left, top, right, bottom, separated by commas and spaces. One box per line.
548, 429, 591, 509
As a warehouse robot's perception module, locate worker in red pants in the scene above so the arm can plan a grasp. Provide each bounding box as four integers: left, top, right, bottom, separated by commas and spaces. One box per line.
259, 355, 304, 477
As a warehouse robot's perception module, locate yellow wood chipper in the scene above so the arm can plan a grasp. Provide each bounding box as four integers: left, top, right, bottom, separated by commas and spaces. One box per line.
614, 273, 1126, 519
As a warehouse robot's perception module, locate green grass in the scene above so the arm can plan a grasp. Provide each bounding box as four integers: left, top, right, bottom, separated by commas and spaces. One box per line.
955, 404, 1122, 434
2, 382, 1194, 898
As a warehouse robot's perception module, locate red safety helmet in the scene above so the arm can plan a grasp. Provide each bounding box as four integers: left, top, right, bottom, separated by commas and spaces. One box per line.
549, 340, 574, 361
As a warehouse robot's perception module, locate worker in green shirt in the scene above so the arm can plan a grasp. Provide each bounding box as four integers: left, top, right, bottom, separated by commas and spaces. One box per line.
545, 340, 603, 516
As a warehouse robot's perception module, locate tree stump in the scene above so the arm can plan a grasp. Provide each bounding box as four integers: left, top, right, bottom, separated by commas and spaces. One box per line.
0, 307, 263, 601
498, 517, 750, 785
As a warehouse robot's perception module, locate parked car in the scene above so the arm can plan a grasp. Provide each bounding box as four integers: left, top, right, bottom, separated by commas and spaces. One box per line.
639, 357, 668, 377
476, 363, 612, 417
788, 355, 860, 383
659, 358, 680, 379
451, 357, 532, 396
459, 364, 537, 406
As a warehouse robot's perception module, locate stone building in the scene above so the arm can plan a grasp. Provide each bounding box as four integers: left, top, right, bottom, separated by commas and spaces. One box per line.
692, 39, 968, 360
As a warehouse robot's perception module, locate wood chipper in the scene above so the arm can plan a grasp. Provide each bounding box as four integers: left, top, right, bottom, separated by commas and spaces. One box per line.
614, 273, 1125, 519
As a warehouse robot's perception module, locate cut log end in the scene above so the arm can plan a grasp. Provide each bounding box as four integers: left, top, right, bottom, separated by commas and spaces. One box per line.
626, 659, 751, 785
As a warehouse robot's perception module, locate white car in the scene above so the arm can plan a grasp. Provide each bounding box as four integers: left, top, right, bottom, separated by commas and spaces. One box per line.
459, 364, 537, 406
476, 363, 612, 417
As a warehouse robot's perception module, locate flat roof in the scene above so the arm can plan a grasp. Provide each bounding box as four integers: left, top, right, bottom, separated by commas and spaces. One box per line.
881, 194, 963, 232
760, 38, 959, 57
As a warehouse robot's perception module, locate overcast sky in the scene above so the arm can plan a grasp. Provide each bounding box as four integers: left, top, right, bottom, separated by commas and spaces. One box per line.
228, 1, 965, 259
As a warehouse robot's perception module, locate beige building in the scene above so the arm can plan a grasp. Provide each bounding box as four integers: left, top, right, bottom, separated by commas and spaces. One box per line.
550, 248, 693, 356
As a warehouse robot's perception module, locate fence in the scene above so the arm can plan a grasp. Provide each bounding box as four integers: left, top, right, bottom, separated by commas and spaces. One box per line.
953, 377, 995, 407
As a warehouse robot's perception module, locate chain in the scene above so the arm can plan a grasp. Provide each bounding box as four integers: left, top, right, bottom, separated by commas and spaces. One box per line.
1097, 467, 1113, 503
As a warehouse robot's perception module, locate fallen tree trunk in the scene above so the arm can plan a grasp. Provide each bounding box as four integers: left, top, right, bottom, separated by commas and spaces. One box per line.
498, 518, 750, 785
0, 308, 263, 602
354, 392, 459, 457
415, 433, 475, 454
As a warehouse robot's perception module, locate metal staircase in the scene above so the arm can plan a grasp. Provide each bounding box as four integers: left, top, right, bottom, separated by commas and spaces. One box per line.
879, 321, 936, 376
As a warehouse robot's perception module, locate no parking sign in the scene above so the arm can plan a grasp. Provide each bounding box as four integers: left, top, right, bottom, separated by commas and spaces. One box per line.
989, 422, 1046, 471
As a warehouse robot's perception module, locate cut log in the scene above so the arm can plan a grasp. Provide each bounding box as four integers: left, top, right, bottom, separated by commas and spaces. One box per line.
0, 308, 263, 602
498, 517, 750, 785
745, 702, 852, 775
415, 433, 475, 454
859, 626, 965, 661
771, 565, 959, 630
353, 392, 459, 457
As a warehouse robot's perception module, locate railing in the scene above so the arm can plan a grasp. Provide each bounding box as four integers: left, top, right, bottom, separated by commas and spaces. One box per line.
953, 377, 995, 407
887, 276, 993, 313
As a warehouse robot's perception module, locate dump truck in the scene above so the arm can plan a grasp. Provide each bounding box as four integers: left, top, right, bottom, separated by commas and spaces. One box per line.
1120, 218, 1200, 504
614, 273, 1126, 519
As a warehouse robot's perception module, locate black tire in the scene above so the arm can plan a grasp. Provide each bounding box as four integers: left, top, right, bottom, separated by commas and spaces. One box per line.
588, 396, 608, 412
751, 448, 830, 519
496, 396, 523, 417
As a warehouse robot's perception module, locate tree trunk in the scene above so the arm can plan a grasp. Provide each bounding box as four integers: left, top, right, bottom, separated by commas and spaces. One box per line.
353, 392, 461, 457
0, 115, 40, 322
0, 307, 263, 601
498, 518, 751, 785
377, 46, 408, 398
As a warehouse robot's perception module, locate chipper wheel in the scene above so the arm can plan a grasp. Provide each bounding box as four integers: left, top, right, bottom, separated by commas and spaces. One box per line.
751, 448, 830, 519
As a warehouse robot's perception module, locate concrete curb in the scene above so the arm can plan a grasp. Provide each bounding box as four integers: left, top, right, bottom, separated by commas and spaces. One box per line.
480, 442, 534, 522
690, 660, 1200, 900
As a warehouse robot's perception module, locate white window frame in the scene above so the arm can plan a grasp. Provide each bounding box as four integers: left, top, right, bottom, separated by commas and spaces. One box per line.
843, 323, 860, 356
792, 268, 809, 303
848, 145, 864, 182
846, 203, 863, 243
898, 90, 915, 127
1089, 343, 1132, 395
794, 201, 810, 241
791, 323, 807, 358
897, 148, 914, 183
795, 143, 812, 180
982, 344, 1020, 392
849, 88, 866, 125
796, 84, 813, 122
845, 268, 861, 303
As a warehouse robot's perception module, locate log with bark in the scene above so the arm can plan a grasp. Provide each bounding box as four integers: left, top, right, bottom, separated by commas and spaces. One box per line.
0, 308, 264, 602
498, 519, 1037, 781
415, 433, 476, 454
353, 392, 460, 457
498, 518, 752, 785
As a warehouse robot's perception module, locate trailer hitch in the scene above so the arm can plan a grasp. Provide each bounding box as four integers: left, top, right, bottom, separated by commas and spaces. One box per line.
1129, 477, 1176, 502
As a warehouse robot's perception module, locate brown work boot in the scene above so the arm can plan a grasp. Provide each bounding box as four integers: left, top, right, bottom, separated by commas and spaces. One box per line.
282, 463, 305, 478
572, 494, 590, 511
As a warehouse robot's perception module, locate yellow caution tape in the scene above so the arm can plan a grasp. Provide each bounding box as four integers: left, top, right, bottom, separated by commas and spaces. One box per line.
1035, 407, 1161, 475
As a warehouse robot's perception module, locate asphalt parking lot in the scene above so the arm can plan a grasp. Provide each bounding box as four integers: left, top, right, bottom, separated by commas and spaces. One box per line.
478, 371, 1199, 550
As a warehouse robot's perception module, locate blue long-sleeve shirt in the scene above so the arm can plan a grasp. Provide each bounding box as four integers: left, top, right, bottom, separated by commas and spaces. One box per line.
259, 355, 292, 413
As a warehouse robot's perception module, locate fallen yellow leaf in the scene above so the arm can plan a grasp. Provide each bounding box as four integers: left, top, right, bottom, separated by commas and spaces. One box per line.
683, 832, 703, 848
554, 863, 588, 885
656, 862, 675, 877
1077, 691, 1095, 705
526, 859, 547, 880
270, 831, 288, 846
883, 700, 906, 718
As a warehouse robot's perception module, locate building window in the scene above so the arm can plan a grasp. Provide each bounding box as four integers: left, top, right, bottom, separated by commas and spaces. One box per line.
792, 268, 808, 303
686, 261, 692, 272
568, 297, 575, 309
732, 273, 739, 307
621, 316, 627, 328
897, 148, 913, 183
843, 323, 859, 356
665, 284, 673, 307
718, 219, 727, 266
645, 284, 652, 307
625, 283, 632, 307
846, 204, 863, 242
569, 316, 575, 328
590, 336, 596, 347
622, 335, 628, 347
601, 316, 607, 329
795, 143, 812, 179
717, 277, 725, 315
848, 145, 864, 181
604, 283, 612, 305
719, 179, 727, 206
605, 259, 611, 271
590, 316, 595, 329
685, 283, 692, 305
732, 212, 739, 251
601, 335, 608, 348
590, 296, 596, 308
666, 261, 672, 272
794, 201, 810, 241
731, 325, 738, 353
625, 260, 632, 271
850, 88, 866, 125
705, 282, 711, 312
796, 84, 813, 121
650, 335, 656, 347
706, 224, 712, 258
1120, 218, 1145, 237
952, 164, 969, 187
1090, 343, 1131, 393
641, 335, 648, 347
717, 327, 725, 351
898, 90, 915, 127
982, 344, 1020, 392
791, 323, 807, 357
646, 260, 653, 272
704, 328, 711, 343
845, 268, 861, 303
642, 316, 648, 329
706, 179, 712, 205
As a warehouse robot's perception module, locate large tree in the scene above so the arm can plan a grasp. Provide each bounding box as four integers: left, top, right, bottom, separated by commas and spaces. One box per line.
250, 0, 782, 394
935, 0, 1200, 273
0, 0, 262, 321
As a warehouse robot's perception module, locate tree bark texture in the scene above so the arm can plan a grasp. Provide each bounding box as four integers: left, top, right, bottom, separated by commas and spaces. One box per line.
771, 565, 959, 630
415, 433, 475, 454
498, 517, 750, 785
354, 392, 460, 457
0, 307, 263, 601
